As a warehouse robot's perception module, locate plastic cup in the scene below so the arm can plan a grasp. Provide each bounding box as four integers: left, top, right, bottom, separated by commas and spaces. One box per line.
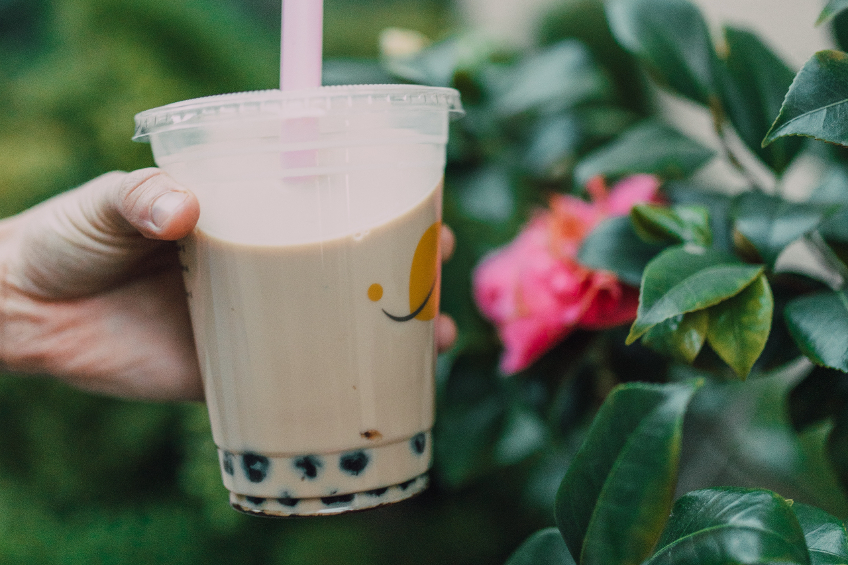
133, 85, 463, 516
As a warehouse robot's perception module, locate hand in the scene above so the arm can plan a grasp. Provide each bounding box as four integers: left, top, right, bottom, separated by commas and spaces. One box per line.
0, 169, 457, 401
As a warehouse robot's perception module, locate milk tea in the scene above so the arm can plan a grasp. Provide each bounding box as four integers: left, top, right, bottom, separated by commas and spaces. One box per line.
135, 85, 462, 516
178, 180, 442, 514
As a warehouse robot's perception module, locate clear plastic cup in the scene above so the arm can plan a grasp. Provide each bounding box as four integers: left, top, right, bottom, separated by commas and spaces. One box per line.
134, 85, 463, 516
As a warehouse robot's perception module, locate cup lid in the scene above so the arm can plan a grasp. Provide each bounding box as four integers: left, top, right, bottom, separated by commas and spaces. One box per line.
133, 84, 464, 141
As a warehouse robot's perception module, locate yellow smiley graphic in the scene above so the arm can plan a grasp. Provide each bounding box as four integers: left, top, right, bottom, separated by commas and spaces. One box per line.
368, 221, 440, 322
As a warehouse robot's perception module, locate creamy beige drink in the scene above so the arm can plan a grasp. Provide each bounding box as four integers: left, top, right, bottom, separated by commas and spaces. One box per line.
180, 182, 442, 514
134, 85, 462, 516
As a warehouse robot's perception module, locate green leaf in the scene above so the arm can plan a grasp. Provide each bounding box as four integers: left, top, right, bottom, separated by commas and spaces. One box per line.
627, 246, 764, 343
792, 502, 848, 565
818, 0, 848, 26
641, 311, 708, 363
705, 273, 773, 378
785, 290, 848, 372
555, 381, 702, 565
578, 216, 668, 286
495, 40, 612, 117
631, 204, 712, 246
606, 0, 719, 105
574, 120, 715, 186
733, 191, 837, 267
505, 528, 577, 565
720, 26, 803, 174
764, 50, 848, 147
647, 487, 810, 565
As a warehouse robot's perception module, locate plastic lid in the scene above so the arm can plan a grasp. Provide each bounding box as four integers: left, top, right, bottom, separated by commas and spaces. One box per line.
133, 84, 464, 141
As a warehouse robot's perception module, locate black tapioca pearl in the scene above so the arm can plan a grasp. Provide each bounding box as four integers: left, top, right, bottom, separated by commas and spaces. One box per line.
245, 496, 266, 505
278, 495, 299, 507
411, 433, 426, 455
222, 452, 235, 476
321, 494, 355, 505
365, 487, 388, 497
242, 453, 270, 483
339, 451, 369, 476
293, 455, 322, 480
398, 478, 416, 491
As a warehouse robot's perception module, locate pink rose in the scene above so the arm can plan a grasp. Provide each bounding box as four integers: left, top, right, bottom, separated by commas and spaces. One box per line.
473, 174, 662, 374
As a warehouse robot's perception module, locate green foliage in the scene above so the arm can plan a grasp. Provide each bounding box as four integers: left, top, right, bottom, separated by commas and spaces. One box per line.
647, 488, 810, 565
505, 528, 576, 565
573, 119, 714, 185
626, 247, 765, 344
764, 50, 848, 147
630, 203, 711, 246
605, 0, 719, 106
720, 26, 803, 174
793, 502, 848, 565
555, 381, 701, 565
577, 216, 666, 285
732, 191, 837, 267
818, 0, 848, 26
785, 291, 848, 372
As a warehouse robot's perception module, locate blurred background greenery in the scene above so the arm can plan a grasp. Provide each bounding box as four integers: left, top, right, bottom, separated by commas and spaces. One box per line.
1, 0, 846, 563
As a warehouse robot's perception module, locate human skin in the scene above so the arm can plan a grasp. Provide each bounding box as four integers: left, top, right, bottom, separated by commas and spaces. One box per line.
0, 169, 457, 401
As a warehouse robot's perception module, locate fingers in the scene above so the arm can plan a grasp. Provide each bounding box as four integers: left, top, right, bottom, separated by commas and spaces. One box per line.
436, 313, 457, 353
113, 168, 200, 241
9, 169, 199, 298
440, 224, 455, 262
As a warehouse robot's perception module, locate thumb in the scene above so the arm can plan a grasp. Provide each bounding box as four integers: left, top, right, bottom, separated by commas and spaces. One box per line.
9, 168, 200, 298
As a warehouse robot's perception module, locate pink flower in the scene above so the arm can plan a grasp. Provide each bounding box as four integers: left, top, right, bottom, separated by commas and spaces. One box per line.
473, 174, 662, 374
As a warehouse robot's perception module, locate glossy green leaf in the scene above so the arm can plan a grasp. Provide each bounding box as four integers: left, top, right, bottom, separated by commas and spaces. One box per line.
606, 0, 719, 105
641, 311, 708, 363
631, 204, 711, 246
788, 366, 848, 432
764, 50, 848, 147
505, 528, 576, 565
574, 120, 714, 186
646, 487, 810, 565
578, 216, 667, 286
555, 381, 701, 565
785, 290, 848, 372
793, 502, 848, 565
627, 246, 764, 343
495, 40, 612, 117
705, 273, 773, 378
733, 191, 836, 267
818, 0, 848, 26
720, 26, 802, 174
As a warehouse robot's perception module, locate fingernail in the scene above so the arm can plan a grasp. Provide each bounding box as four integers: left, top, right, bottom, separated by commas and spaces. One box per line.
151, 192, 189, 229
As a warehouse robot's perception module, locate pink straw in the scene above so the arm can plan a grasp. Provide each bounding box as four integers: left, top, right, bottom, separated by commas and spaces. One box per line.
280, 0, 324, 90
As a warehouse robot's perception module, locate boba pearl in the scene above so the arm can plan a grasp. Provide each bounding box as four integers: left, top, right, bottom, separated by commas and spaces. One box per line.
293, 455, 322, 479
339, 451, 369, 476
411, 433, 426, 455
242, 453, 270, 483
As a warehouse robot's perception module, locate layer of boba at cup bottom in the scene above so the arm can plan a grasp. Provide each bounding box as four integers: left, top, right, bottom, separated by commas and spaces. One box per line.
230, 473, 429, 517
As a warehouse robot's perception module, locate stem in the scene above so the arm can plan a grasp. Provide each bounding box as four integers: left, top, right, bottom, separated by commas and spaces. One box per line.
805, 230, 848, 290
712, 113, 769, 193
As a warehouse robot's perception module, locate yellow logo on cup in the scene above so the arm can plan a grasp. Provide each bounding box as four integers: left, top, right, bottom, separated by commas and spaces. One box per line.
368, 222, 440, 322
